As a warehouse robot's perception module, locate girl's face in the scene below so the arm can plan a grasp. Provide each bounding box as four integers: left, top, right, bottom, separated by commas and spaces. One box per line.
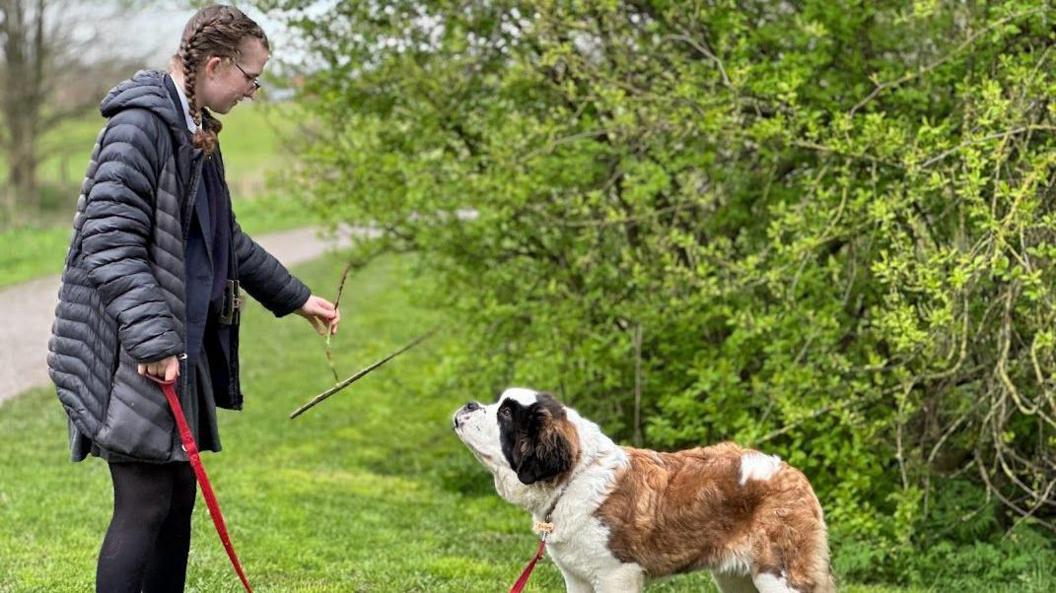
198, 37, 267, 114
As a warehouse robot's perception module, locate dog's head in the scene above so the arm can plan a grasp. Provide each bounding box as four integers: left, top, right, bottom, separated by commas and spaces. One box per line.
453, 388, 580, 487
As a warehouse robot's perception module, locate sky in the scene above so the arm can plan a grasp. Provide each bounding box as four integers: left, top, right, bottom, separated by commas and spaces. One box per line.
72, 2, 307, 71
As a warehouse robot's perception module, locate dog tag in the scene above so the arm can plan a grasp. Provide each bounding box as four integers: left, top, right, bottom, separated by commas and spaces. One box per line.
532, 521, 555, 536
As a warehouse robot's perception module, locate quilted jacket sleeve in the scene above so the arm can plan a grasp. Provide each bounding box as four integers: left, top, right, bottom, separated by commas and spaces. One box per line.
78, 108, 183, 363
233, 218, 311, 317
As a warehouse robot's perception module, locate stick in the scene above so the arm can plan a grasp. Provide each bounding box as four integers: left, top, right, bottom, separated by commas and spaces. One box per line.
289, 329, 437, 419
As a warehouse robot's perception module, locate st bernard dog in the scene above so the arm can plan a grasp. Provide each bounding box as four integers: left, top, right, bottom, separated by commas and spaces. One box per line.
452, 388, 835, 593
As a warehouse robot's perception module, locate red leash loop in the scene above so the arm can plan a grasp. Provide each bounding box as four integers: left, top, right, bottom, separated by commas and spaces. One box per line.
509, 539, 547, 593
148, 375, 254, 593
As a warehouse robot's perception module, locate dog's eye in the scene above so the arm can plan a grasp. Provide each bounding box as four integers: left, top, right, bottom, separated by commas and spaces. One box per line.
499, 407, 511, 419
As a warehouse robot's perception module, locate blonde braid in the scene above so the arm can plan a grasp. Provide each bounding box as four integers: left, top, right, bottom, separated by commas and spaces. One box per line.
180, 16, 219, 153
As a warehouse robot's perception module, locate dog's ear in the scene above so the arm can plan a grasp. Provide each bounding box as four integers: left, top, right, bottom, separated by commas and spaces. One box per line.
513, 404, 574, 485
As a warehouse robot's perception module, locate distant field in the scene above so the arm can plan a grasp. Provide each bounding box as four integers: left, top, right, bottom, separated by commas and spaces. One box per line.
0, 101, 315, 288
18, 99, 301, 195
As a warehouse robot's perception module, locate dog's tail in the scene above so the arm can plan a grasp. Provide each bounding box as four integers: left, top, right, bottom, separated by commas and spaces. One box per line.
809, 520, 837, 593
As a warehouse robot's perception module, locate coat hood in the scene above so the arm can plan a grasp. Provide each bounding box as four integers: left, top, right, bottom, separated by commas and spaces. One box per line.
100, 69, 189, 144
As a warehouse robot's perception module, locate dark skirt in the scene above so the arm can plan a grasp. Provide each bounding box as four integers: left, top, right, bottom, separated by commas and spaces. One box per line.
72, 357, 222, 463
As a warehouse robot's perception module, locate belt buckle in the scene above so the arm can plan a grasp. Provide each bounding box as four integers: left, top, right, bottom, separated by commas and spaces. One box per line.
218, 279, 242, 325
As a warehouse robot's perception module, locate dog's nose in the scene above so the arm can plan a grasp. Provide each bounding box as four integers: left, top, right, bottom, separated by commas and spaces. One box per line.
454, 401, 481, 430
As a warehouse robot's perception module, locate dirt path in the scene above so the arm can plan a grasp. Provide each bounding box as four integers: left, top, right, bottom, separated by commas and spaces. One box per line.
0, 226, 354, 406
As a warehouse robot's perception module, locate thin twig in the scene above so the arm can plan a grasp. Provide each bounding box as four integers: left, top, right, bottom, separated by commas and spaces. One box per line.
290, 329, 439, 420
632, 323, 643, 447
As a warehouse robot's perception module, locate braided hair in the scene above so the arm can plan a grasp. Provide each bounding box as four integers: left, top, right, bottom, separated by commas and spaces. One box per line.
175, 5, 268, 154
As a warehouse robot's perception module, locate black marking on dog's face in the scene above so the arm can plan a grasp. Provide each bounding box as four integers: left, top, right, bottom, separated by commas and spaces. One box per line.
498, 393, 573, 485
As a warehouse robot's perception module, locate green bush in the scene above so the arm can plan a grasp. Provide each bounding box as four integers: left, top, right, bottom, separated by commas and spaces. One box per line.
267, 0, 1056, 583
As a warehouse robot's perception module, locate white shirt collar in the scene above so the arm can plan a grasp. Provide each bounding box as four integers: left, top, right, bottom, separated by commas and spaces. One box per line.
171, 76, 202, 134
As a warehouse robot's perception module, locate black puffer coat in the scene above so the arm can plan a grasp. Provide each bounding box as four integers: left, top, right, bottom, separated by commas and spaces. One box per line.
48, 70, 310, 462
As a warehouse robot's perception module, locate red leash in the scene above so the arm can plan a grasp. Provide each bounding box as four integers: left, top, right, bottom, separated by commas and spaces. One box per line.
148, 375, 254, 593
509, 538, 547, 593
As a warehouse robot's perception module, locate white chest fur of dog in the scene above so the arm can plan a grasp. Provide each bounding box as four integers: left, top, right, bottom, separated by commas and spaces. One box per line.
453, 388, 836, 593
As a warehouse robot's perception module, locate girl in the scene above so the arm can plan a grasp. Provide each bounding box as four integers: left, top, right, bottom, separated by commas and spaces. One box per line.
48, 5, 339, 591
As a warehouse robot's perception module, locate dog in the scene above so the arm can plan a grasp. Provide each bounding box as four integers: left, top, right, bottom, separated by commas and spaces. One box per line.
452, 388, 835, 593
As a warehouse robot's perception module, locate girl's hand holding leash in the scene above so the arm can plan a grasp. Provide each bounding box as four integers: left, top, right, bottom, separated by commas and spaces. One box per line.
296, 294, 341, 336
138, 355, 181, 382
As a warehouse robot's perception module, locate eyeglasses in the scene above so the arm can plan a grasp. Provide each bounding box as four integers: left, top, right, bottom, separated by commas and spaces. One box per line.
232, 62, 261, 91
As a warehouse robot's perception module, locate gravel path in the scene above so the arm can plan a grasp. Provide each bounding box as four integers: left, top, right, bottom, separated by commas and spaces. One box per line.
0, 226, 353, 406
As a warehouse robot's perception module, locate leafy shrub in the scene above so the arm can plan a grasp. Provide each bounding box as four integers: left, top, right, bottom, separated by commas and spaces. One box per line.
266, 0, 1056, 581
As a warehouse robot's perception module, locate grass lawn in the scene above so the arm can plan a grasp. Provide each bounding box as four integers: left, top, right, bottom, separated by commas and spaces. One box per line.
0, 102, 316, 289
0, 226, 74, 288
0, 255, 1001, 592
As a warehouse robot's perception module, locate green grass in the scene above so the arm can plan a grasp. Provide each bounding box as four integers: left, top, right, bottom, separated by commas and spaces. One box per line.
0, 226, 71, 287
0, 101, 315, 289
0, 255, 1038, 592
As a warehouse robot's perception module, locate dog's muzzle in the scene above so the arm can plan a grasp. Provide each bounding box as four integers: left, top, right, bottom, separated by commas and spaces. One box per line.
452, 401, 482, 429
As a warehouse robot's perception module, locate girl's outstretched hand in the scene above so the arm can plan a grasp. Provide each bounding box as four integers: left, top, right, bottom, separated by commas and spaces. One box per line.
296, 295, 340, 336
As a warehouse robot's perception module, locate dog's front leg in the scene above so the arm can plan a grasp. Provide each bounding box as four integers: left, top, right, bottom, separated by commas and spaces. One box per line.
558, 569, 593, 593
550, 554, 593, 593
594, 565, 645, 593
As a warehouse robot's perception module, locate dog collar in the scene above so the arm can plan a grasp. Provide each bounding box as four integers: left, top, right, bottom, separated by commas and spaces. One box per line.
511, 479, 570, 593
531, 470, 577, 544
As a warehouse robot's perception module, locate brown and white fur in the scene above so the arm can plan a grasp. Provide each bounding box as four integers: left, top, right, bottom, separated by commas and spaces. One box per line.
452, 388, 836, 593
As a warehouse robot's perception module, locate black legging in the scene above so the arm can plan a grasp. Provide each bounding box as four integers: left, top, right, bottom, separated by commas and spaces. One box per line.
97, 461, 197, 593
